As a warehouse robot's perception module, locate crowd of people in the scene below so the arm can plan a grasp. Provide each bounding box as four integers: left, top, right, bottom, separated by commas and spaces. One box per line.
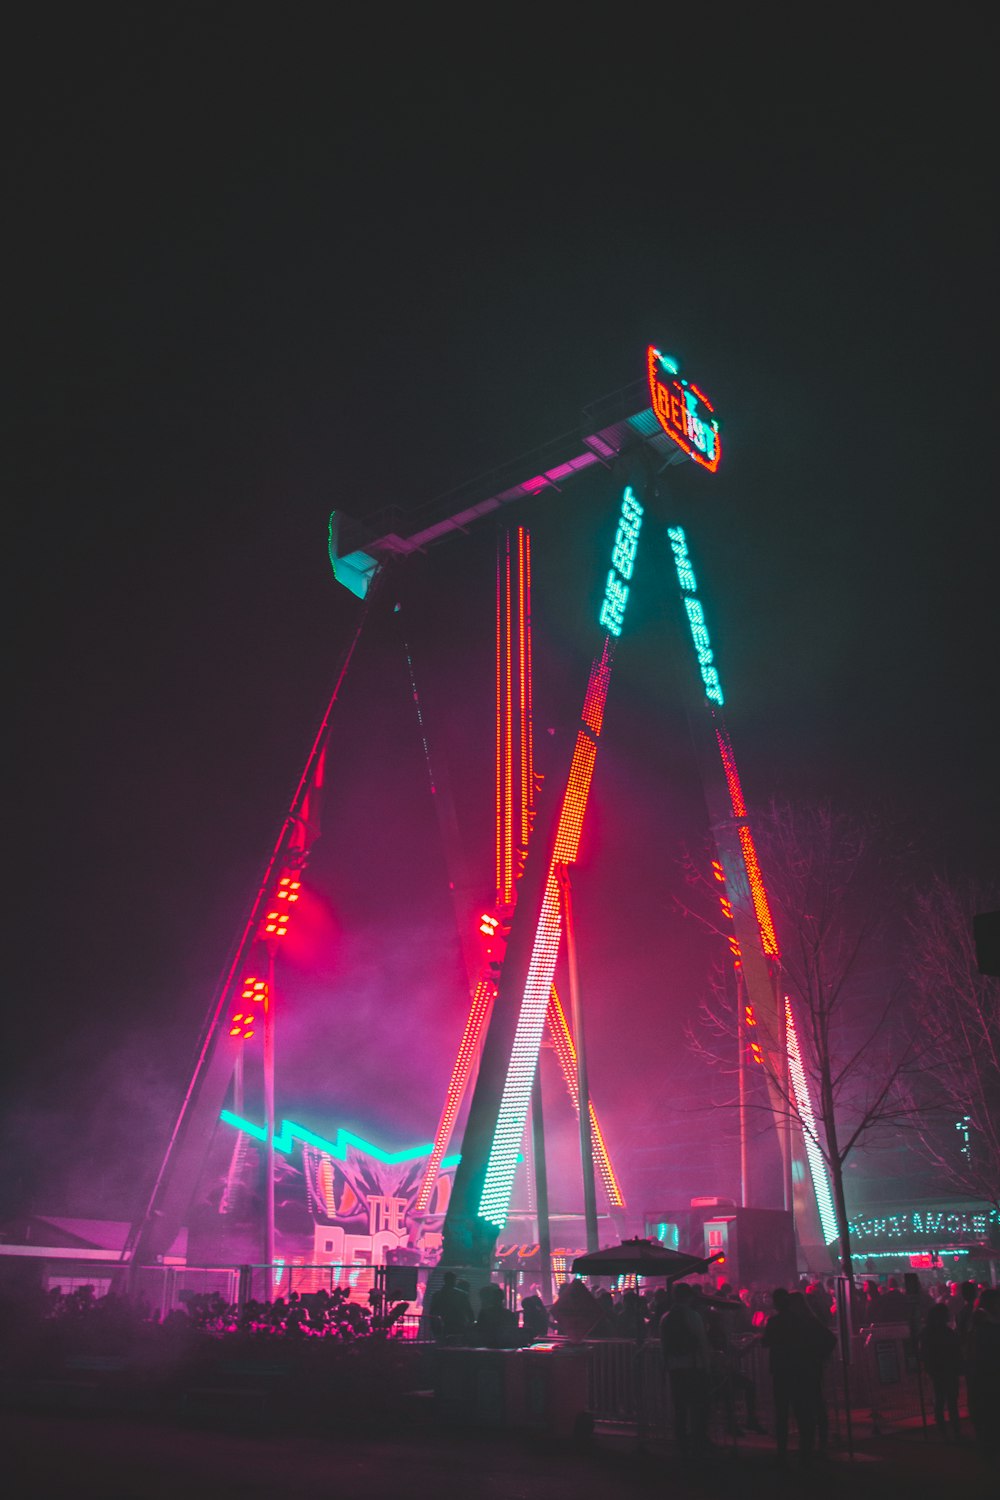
447, 1269, 999, 1464
4, 1266, 998, 1460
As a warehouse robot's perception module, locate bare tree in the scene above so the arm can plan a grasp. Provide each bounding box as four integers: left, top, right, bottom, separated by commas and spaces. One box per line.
685, 799, 920, 1281
905, 877, 1000, 1214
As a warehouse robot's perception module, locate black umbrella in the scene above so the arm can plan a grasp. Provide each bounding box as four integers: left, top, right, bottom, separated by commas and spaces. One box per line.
571, 1237, 722, 1280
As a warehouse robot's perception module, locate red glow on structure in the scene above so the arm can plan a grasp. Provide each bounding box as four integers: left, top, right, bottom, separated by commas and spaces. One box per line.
715, 723, 779, 957
230, 976, 266, 1039
744, 1003, 764, 1066
710, 858, 742, 963
581, 639, 613, 739
715, 726, 748, 819
737, 825, 780, 958
260, 874, 302, 939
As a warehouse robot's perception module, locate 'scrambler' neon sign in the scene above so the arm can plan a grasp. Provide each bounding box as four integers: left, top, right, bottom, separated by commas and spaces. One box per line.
647, 346, 721, 471
599, 486, 644, 636
667, 526, 724, 705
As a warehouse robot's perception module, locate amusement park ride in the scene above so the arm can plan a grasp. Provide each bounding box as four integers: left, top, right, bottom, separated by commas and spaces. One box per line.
126, 346, 839, 1285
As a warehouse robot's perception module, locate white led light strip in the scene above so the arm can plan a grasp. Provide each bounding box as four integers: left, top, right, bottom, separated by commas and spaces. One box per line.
784, 997, 840, 1245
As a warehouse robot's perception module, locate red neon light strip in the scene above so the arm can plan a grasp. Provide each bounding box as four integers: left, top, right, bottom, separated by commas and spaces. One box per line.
518, 527, 529, 850
715, 722, 779, 957
715, 724, 748, 818
495, 541, 504, 902
738, 825, 780, 957
504, 536, 514, 904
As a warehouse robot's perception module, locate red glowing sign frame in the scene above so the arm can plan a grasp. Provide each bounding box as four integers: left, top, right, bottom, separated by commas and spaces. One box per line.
646, 346, 721, 472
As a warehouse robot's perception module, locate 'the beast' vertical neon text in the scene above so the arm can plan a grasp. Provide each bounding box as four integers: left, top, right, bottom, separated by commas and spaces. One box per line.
667, 526, 724, 705
647, 346, 721, 471
599, 486, 644, 636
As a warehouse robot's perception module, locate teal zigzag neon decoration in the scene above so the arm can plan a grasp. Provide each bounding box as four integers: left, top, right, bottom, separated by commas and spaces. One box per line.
219, 1109, 461, 1169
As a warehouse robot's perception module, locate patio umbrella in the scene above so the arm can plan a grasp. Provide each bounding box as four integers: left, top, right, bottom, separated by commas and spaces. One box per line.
571, 1237, 722, 1280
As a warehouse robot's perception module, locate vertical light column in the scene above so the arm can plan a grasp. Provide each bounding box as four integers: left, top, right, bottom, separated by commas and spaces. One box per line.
478, 485, 644, 1230
666, 521, 836, 1243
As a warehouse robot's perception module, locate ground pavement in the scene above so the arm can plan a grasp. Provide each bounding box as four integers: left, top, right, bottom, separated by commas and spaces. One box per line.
0, 1407, 996, 1500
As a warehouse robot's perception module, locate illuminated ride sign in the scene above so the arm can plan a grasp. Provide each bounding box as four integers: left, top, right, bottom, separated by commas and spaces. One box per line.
647, 346, 721, 471
667, 525, 724, 706
598, 486, 643, 636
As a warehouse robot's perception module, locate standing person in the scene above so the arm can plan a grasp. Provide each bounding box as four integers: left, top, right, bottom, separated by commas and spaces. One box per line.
617, 1289, 646, 1342
428, 1270, 474, 1345
474, 1281, 520, 1348
706, 1295, 765, 1437
787, 1290, 836, 1461
659, 1282, 712, 1456
520, 1289, 550, 1342
919, 1302, 962, 1442
956, 1279, 979, 1365
804, 1279, 834, 1329
966, 1287, 1000, 1456
762, 1287, 809, 1468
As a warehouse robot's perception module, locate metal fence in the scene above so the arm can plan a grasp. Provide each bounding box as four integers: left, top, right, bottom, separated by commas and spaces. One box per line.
584, 1325, 946, 1446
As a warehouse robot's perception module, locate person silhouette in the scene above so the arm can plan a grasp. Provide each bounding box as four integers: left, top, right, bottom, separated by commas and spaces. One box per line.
428, 1270, 474, 1345
660, 1282, 712, 1455
920, 1301, 962, 1441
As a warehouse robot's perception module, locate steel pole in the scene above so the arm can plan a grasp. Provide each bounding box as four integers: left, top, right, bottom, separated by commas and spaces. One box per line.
530, 1065, 553, 1303
737, 970, 748, 1208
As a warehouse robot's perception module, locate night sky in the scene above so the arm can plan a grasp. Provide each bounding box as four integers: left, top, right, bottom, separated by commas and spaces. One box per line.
6, 13, 994, 1230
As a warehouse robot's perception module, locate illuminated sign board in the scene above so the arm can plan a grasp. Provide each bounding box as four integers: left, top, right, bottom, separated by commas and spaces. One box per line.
849, 1204, 998, 1249
667, 525, 724, 705
647, 346, 721, 471
598, 485, 644, 636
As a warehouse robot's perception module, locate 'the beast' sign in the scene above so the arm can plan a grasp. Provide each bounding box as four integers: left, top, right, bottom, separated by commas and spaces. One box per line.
647, 346, 721, 472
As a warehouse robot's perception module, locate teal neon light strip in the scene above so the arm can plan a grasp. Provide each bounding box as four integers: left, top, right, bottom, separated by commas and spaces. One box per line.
224, 1109, 433, 1161
219, 1109, 462, 1168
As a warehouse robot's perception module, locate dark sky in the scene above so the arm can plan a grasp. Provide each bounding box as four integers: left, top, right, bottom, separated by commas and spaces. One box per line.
5, 12, 994, 1226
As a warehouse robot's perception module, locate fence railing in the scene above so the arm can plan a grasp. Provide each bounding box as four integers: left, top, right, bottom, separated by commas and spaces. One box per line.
585, 1324, 941, 1444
